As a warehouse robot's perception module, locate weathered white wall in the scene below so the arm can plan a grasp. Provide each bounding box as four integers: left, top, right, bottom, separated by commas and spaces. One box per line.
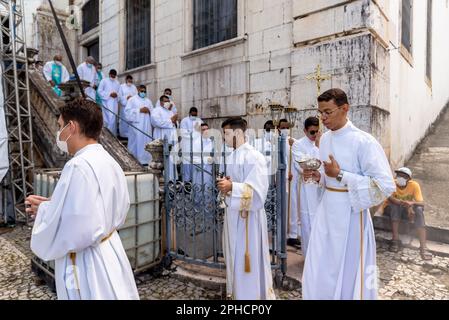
49, 0, 449, 165
388, 0, 449, 168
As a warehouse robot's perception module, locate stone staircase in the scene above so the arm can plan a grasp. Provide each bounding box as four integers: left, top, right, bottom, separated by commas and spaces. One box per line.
28, 69, 143, 171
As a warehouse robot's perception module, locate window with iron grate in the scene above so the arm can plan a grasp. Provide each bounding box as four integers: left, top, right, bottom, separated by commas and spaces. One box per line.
82, 0, 99, 34
193, 0, 238, 50
126, 0, 152, 70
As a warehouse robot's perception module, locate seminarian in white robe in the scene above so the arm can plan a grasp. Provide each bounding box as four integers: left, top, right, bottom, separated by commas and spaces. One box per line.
98, 77, 121, 136
152, 104, 178, 180
292, 136, 321, 257
180, 115, 203, 182
302, 120, 395, 300
118, 83, 138, 138
223, 143, 276, 300
124, 95, 154, 165
253, 132, 274, 177
77, 62, 98, 101
31, 144, 139, 300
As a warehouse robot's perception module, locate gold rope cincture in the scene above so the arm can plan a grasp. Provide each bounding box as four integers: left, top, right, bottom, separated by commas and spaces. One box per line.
240, 185, 253, 273
68, 230, 116, 299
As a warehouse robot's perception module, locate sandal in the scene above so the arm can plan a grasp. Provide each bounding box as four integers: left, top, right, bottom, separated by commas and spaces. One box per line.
420, 247, 433, 261
389, 240, 402, 253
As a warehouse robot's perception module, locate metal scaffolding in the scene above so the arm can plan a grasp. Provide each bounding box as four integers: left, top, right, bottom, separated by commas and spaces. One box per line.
0, 0, 34, 225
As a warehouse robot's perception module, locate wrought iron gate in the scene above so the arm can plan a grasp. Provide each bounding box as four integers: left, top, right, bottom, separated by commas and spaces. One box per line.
163, 134, 288, 284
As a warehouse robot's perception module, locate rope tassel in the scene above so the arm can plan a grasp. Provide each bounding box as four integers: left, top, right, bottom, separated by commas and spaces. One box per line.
245, 213, 251, 273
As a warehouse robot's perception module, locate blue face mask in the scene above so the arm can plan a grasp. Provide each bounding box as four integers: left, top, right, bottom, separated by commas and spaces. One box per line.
139, 92, 146, 98
87, 63, 93, 69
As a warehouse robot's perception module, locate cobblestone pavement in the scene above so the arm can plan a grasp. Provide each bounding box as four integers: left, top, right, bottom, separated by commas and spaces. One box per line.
0, 226, 448, 300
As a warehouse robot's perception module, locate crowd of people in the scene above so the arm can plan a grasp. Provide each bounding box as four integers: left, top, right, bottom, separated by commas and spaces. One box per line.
32, 54, 433, 300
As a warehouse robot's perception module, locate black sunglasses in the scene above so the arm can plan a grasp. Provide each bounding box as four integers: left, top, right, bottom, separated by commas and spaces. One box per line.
308, 130, 318, 135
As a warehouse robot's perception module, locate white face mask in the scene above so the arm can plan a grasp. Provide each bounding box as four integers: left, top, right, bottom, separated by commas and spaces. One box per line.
190, 116, 198, 121
56, 123, 72, 154
163, 102, 171, 109
280, 129, 289, 137
396, 177, 408, 187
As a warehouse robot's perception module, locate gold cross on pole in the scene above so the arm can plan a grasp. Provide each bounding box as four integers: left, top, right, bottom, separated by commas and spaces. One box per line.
306, 64, 332, 96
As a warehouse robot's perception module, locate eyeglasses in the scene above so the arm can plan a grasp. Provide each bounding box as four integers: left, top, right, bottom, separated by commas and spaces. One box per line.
308, 130, 318, 135
317, 107, 341, 118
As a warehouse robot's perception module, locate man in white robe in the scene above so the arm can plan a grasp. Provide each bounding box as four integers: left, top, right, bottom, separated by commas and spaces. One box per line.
218, 117, 276, 300
97, 69, 120, 136
43, 54, 70, 97
26, 98, 139, 300
292, 116, 322, 257
154, 88, 178, 115
253, 121, 275, 177
152, 95, 178, 180
76, 56, 98, 101
302, 88, 395, 300
118, 75, 138, 138
124, 85, 154, 165
180, 107, 203, 182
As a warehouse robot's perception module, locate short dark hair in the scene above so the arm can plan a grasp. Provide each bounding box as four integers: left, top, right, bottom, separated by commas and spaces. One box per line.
139, 85, 147, 90
264, 120, 274, 130
59, 98, 103, 140
304, 116, 319, 129
201, 122, 209, 128
109, 69, 117, 76
164, 88, 172, 94
227, 117, 247, 132
126, 75, 133, 81
96, 62, 102, 68
221, 116, 242, 129
318, 88, 349, 107
190, 107, 198, 114
160, 95, 170, 103
279, 119, 289, 126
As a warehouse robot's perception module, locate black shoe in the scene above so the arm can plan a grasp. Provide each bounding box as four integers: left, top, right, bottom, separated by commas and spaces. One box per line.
389, 240, 402, 253
287, 238, 301, 247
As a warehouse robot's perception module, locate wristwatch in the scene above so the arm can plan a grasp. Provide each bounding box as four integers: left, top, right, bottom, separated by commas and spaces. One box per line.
336, 170, 344, 183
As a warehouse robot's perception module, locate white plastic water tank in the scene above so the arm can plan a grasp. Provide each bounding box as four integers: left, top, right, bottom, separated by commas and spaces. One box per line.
32, 169, 161, 274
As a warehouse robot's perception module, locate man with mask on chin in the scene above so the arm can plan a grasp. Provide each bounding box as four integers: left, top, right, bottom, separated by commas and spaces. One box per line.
25, 98, 139, 300
383, 167, 432, 260
179, 107, 202, 182
77, 56, 98, 101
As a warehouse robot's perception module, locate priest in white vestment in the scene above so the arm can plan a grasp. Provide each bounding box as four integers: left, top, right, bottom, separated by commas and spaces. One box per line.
97, 69, 120, 136
43, 55, 70, 97
302, 89, 395, 300
152, 95, 178, 180
218, 117, 276, 300
292, 116, 322, 257
124, 85, 154, 165
26, 98, 139, 300
76, 56, 98, 101
118, 75, 138, 138
180, 107, 203, 182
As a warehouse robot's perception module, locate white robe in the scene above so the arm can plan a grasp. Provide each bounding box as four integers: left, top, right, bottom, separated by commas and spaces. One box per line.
43, 61, 70, 83
191, 136, 213, 187
180, 116, 203, 181
124, 95, 154, 165
76, 62, 98, 101
151, 106, 178, 180
253, 133, 274, 177
31, 144, 139, 300
98, 77, 121, 136
155, 99, 178, 114
223, 143, 276, 300
118, 84, 138, 138
302, 120, 395, 300
292, 137, 321, 257
283, 136, 299, 239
